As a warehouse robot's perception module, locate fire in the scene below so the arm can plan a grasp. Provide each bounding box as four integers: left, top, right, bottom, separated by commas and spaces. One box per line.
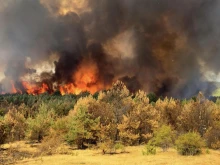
1, 61, 108, 95
59, 58, 106, 95
1, 58, 109, 96
10, 80, 22, 94
22, 81, 49, 95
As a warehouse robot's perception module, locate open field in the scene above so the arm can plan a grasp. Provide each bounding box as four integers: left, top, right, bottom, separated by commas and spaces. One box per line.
1, 141, 220, 165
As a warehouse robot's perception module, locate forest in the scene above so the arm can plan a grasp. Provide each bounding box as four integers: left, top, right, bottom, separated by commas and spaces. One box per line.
0, 81, 220, 160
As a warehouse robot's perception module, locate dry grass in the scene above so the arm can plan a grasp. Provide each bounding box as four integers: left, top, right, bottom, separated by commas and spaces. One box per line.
1, 141, 220, 165
3, 143, 216, 165
0, 141, 38, 164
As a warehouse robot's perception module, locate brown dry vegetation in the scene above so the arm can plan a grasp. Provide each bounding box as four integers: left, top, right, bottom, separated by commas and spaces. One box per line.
0, 141, 219, 165
1, 82, 220, 164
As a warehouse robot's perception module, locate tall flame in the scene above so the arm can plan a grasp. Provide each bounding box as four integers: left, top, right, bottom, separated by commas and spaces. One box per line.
10, 80, 22, 94
59, 58, 107, 95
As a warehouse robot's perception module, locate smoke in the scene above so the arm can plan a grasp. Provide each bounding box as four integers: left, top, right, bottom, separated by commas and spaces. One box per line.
0, 0, 220, 98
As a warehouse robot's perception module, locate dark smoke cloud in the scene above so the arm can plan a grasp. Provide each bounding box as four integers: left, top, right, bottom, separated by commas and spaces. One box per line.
0, 0, 220, 98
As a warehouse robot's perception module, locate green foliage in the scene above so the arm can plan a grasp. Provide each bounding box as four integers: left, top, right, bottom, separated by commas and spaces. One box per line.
66, 97, 100, 149
151, 125, 174, 151
0, 93, 77, 117
142, 141, 156, 155
206, 148, 210, 154
114, 142, 125, 152
25, 103, 56, 142
147, 93, 158, 103
175, 132, 205, 156
52, 117, 69, 135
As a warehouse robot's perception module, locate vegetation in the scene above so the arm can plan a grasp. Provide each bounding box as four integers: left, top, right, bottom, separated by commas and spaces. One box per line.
150, 125, 175, 152
0, 81, 220, 163
142, 141, 156, 155
175, 132, 205, 155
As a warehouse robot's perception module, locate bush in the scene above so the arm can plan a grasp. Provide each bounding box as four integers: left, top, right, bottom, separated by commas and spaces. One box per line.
175, 132, 205, 155
142, 141, 156, 155
152, 125, 175, 151
114, 142, 126, 153
4, 107, 26, 141
98, 141, 125, 154
98, 139, 115, 154
37, 135, 63, 156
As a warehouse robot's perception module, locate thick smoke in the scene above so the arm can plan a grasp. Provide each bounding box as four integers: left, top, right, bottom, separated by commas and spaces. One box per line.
0, 0, 220, 98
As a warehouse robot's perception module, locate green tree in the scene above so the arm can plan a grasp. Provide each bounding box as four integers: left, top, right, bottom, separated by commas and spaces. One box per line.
147, 93, 158, 103
66, 96, 100, 149
26, 103, 56, 142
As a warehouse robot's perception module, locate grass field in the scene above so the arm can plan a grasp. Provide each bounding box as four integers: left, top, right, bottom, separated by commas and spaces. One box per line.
1, 141, 220, 165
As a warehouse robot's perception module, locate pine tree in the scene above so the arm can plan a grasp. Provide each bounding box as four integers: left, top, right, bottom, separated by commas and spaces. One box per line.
98, 81, 132, 141
118, 90, 159, 145
66, 96, 100, 149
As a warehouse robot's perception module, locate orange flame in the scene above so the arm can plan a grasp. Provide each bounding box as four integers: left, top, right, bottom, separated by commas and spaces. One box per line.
22, 81, 49, 95
10, 80, 22, 94
1, 58, 109, 95
59, 58, 108, 95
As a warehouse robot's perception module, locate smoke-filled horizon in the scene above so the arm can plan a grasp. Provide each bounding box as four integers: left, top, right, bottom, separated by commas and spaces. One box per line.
0, 0, 220, 98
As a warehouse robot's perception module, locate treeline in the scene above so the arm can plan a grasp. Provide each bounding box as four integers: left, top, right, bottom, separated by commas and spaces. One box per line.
0, 81, 220, 155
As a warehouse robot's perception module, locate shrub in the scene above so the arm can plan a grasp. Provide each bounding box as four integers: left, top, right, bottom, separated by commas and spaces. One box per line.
175, 132, 205, 155
98, 138, 115, 154
4, 107, 26, 141
142, 141, 156, 155
98, 141, 125, 154
152, 125, 175, 151
114, 142, 126, 153
37, 135, 63, 156
206, 148, 210, 154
